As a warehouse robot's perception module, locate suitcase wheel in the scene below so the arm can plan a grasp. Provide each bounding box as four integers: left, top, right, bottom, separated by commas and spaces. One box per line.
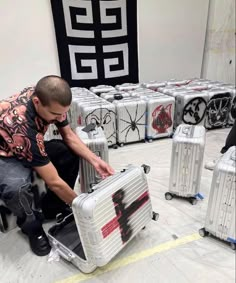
152, 211, 159, 221
141, 164, 151, 174
230, 243, 236, 250
189, 197, 197, 205
165, 192, 173, 201
113, 144, 119, 149
199, 228, 209, 237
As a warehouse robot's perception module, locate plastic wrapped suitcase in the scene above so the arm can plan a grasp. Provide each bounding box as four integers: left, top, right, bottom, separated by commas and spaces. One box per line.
165, 124, 206, 204
199, 146, 236, 250
75, 124, 109, 193
113, 98, 146, 146
48, 164, 158, 273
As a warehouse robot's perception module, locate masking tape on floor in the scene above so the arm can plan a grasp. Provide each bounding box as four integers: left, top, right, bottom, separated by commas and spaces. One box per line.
55, 233, 202, 283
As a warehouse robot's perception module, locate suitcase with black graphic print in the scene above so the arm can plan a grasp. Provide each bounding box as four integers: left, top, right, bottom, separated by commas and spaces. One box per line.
199, 146, 236, 249
174, 91, 209, 128
48, 164, 156, 273
204, 88, 232, 129
166, 124, 206, 204
75, 125, 109, 193
79, 101, 117, 146
113, 98, 146, 146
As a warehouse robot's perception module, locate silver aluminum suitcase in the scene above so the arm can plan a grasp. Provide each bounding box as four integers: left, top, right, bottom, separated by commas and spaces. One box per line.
204, 89, 232, 129
48, 165, 156, 273
199, 146, 236, 249
75, 125, 109, 193
166, 124, 206, 204
114, 98, 146, 146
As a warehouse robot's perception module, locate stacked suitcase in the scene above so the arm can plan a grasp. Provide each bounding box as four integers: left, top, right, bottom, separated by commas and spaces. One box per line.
75, 125, 109, 193
199, 146, 236, 249
48, 164, 158, 273
69, 88, 117, 147
166, 124, 205, 204
113, 97, 146, 146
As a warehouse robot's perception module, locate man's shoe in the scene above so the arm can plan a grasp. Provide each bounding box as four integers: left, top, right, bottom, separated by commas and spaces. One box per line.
28, 230, 51, 256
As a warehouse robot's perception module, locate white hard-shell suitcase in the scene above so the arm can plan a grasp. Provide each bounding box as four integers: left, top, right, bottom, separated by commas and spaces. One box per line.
76, 125, 109, 193
199, 146, 236, 249
48, 165, 157, 273
114, 98, 146, 146
166, 124, 206, 204
115, 83, 141, 91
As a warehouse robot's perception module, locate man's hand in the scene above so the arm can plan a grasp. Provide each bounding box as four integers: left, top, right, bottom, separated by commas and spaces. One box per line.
92, 157, 115, 179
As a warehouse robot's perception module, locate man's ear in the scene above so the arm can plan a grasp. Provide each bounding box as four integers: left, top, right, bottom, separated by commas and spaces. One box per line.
32, 96, 40, 105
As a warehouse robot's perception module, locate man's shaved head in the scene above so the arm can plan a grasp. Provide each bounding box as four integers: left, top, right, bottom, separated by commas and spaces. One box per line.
34, 75, 72, 106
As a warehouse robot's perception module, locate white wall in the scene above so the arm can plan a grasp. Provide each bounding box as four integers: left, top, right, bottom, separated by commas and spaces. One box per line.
137, 0, 209, 82
0, 0, 60, 99
0, 0, 211, 100
201, 0, 235, 84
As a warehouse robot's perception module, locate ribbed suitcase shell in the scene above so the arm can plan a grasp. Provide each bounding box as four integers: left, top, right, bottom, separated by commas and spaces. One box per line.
168, 124, 205, 197
48, 165, 153, 273
141, 81, 166, 91
204, 146, 236, 245
114, 98, 146, 145
76, 126, 109, 193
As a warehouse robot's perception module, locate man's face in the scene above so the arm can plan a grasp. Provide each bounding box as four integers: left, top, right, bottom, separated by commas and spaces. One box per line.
33, 98, 70, 124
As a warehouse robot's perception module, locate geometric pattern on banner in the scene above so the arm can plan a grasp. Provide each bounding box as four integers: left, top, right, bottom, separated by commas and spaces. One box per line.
51, 0, 139, 88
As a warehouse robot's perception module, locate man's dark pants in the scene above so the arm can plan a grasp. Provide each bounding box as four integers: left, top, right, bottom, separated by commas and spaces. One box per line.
0, 140, 79, 236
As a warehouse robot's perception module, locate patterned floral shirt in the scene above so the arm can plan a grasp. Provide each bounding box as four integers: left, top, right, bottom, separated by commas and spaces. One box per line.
0, 87, 68, 167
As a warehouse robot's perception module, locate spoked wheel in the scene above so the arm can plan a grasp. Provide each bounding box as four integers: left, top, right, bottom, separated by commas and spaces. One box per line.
165, 192, 173, 201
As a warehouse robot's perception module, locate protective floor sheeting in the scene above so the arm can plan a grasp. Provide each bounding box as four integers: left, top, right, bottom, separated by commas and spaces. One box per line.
0, 128, 235, 283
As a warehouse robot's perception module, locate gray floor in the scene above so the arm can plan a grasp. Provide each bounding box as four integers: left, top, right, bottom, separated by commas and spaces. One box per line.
0, 127, 235, 283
